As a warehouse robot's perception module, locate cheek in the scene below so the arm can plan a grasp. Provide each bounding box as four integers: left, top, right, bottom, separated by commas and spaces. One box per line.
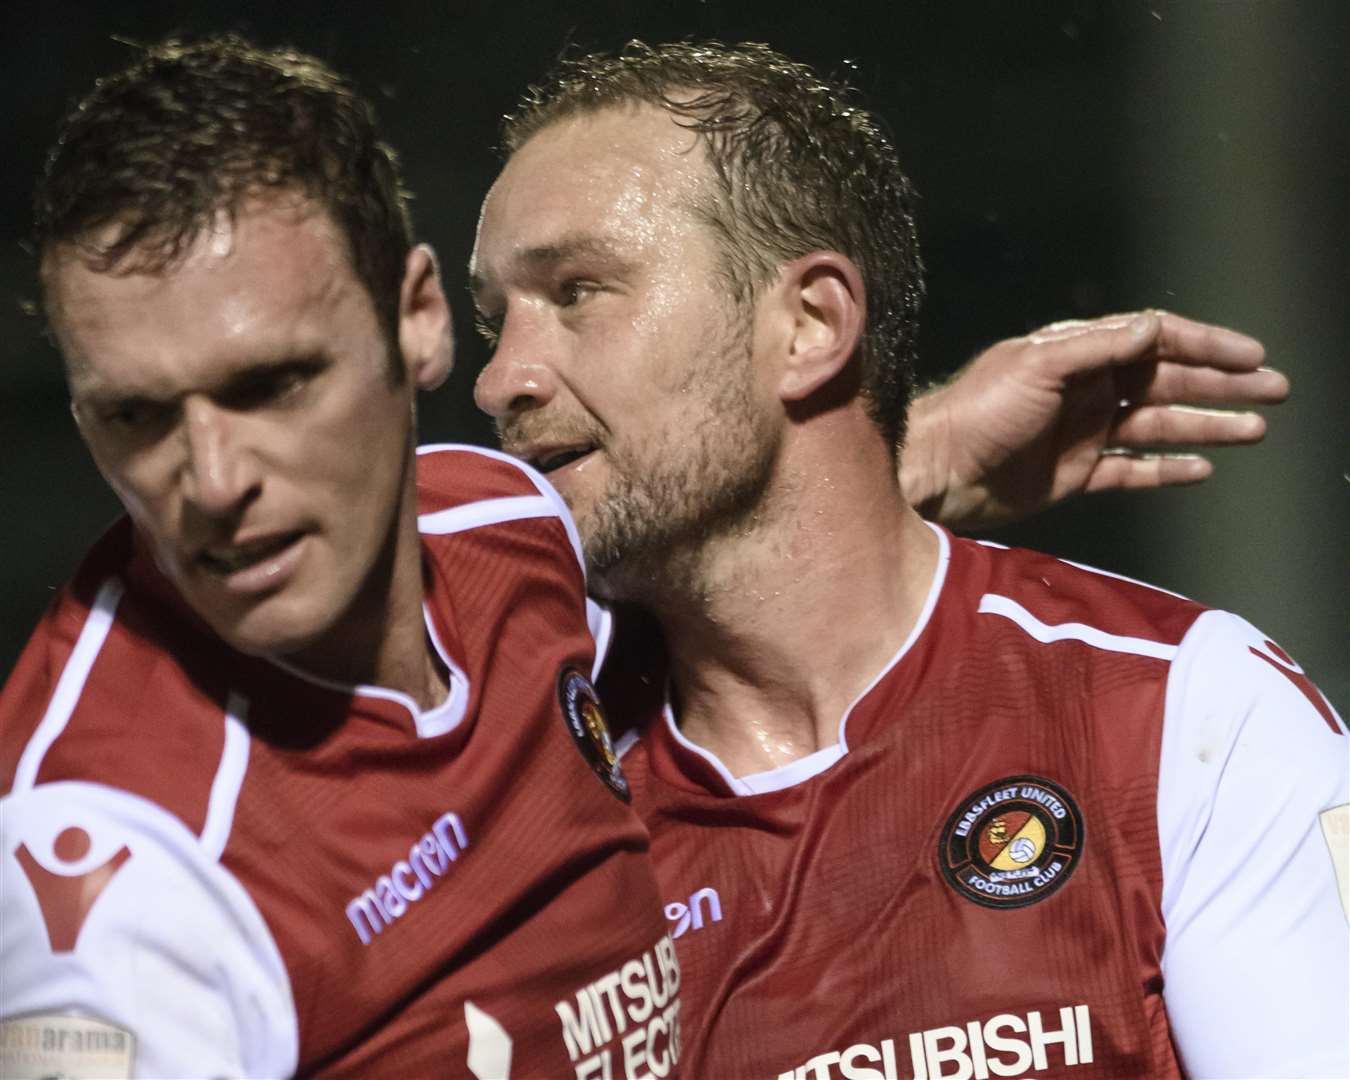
636, 288, 740, 396
98, 450, 176, 529
297, 371, 410, 468
108, 479, 154, 527
301, 383, 412, 538
110, 479, 188, 582
355, 410, 411, 465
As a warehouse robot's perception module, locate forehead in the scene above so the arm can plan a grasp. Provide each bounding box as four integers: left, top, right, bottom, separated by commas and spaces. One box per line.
47, 199, 372, 394
472, 104, 717, 272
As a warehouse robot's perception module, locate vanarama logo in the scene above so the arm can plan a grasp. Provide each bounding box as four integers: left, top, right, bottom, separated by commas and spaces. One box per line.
0, 1013, 135, 1080
939, 775, 1083, 909
777, 1004, 1093, 1080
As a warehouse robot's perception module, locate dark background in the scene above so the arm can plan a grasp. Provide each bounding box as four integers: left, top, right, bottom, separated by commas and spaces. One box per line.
4, 1, 1346, 703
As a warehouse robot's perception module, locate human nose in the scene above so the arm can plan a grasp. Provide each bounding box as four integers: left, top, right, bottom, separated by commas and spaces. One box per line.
179, 397, 260, 517
473, 321, 560, 421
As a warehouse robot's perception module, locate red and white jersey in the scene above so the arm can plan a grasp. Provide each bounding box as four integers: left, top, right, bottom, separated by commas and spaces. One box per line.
603, 525, 1348, 1080
0, 446, 681, 1080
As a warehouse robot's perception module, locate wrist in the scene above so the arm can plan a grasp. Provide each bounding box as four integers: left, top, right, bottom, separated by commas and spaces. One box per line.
900, 383, 951, 519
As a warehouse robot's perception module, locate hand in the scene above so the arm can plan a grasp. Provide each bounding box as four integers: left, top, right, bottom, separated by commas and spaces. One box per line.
901, 310, 1289, 530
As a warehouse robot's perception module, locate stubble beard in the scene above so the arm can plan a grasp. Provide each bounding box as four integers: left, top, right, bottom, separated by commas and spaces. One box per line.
583, 337, 779, 607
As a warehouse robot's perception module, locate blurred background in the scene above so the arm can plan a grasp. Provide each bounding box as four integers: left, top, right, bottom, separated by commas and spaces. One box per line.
3, 0, 1346, 703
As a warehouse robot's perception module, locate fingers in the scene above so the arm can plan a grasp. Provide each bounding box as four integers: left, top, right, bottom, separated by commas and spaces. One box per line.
1023, 309, 1269, 383
1028, 315, 1141, 342
1083, 451, 1215, 493
1152, 310, 1265, 371
1111, 403, 1268, 447
1026, 313, 1161, 379
1136, 363, 1290, 406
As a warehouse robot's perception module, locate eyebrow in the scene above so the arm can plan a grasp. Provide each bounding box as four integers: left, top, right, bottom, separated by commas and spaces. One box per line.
469, 235, 632, 302
78, 354, 326, 412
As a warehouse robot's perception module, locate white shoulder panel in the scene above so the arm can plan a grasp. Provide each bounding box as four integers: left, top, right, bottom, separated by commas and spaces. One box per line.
416, 443, 586, 577
1158, 609, 1349, 1078
0, 781, 299, 1079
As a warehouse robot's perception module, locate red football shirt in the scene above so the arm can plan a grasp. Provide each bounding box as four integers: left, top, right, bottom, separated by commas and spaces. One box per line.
605, 526, 1348, 1079
1, 446, 681, 1079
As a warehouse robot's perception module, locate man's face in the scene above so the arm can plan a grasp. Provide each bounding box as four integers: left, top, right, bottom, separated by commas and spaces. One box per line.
47, 199, 423, 660
471, 105, 779, 590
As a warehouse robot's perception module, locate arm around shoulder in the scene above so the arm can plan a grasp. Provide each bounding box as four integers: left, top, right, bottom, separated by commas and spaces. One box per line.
900, 311, 1284, 530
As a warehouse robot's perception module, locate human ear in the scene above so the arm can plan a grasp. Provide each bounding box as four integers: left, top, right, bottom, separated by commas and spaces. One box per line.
773, 251, 865, 402
398, 244, 454, 390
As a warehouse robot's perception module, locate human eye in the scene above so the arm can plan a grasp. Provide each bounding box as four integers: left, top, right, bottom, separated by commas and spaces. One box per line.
558, 279, 602, 308
99, 397, 172, 434
474, 311, 502, 346
223, 359, 323, 411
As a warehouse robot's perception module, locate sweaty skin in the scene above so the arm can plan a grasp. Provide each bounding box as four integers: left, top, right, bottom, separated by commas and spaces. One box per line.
472, 108, 782, 603
47, 198, 453, 705
473, 105, 938, 775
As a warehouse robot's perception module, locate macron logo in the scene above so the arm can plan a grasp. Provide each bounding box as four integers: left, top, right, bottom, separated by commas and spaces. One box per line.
345, 811, 469, 945
665, 886, 722, 939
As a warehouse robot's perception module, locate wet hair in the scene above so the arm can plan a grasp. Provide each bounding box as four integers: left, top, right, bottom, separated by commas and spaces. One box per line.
33, 34, 413, 347
502, 39, 924, 448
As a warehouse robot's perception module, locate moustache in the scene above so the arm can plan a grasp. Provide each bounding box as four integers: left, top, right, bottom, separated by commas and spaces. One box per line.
497, 416, 605, 461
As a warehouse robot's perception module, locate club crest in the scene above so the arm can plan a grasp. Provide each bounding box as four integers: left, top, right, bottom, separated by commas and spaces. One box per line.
939, 775, 1084, 909
558, 668, 629, 802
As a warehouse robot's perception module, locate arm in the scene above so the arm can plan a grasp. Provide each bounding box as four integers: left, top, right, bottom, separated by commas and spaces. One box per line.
900, 311, 1289, 530
0, 782, 299, 1079
1158, 612, 1348, 1078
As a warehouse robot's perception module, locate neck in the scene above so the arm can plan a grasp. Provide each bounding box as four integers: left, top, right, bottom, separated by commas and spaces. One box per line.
291, 452, 447, 711
614, 422, 939, 779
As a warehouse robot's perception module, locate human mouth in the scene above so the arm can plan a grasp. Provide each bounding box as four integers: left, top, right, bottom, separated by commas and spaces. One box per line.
528, 444, 598, 476
199, 531, 307, 593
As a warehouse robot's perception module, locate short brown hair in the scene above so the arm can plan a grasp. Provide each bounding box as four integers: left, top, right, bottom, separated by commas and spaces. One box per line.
34, 34, 413, 346
502, 40, 924, 448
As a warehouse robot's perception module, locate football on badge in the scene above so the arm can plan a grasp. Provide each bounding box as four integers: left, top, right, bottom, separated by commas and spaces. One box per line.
1009, 836, 1037, 864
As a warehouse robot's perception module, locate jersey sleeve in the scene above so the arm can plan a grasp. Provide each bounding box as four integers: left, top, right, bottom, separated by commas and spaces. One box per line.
0, 781, 298, 1079
1157, 609, 1349, 1079
415, 442, 587, 579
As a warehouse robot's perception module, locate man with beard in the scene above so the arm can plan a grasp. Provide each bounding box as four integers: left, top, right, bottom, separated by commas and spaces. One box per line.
0, 31, 1310, 1080
471, 41, 1348, 1079
0, 37, 679, 1078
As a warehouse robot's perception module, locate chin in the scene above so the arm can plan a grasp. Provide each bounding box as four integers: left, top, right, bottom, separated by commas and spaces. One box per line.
218, 624, 326, 662
205, 597, 337, 663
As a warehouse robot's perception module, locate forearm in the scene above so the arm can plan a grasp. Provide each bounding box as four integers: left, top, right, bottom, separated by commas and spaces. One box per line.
898, 383, 953, 522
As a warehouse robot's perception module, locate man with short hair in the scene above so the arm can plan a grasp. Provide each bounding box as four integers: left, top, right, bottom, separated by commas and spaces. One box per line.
472, 40, 1348, 1078
0, 37, 679, 1078
0, 32, 1309, 1079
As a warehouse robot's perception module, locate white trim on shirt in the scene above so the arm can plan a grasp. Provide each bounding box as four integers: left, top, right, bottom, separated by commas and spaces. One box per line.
13, 577, 124, 795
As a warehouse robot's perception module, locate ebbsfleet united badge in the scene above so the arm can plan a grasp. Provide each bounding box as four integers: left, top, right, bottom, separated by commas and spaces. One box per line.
558, 667, 630, 802
939, 775, 1083, 909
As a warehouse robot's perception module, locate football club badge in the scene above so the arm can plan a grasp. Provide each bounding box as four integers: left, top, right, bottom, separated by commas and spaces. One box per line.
939, 775, 1084, 909
558, 667, 630, 802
